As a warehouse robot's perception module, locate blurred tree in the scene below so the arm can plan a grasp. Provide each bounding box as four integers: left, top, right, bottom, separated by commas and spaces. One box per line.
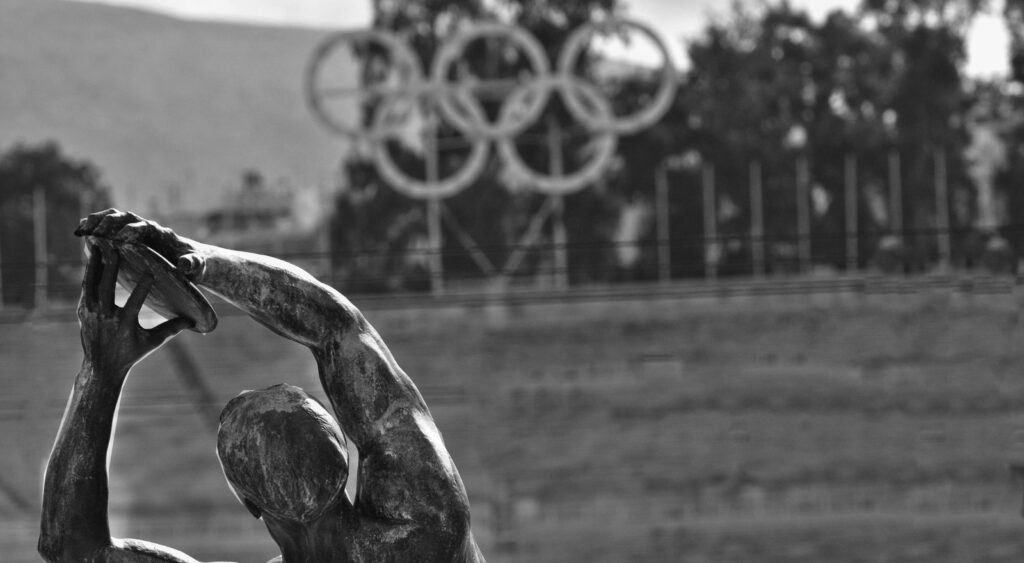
999, 1, 1024, 264
1008, 0, 1024, 79
678, 2, 826, 274
862, 0, 985, 268
673, 0, 983, 273
0, 141, 111, 307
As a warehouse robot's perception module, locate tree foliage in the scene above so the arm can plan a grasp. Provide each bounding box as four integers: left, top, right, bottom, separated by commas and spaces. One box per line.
0, 142, 111, 306
666, 0, 987, 273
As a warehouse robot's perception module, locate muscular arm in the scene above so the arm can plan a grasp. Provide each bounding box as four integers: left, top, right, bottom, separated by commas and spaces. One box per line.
194, 243, 431, 448
78, 210, 428, 448
188, 244, 358, 349
39, 245, 198, 563
40, 359, 126, 561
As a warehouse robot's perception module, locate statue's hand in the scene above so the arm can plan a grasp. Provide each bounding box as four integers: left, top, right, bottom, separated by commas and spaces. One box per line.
75, 209, 203, 278
78, 241, 193, 376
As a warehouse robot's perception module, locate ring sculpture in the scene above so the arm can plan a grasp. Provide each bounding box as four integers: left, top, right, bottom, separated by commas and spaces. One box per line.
306, 18, 678, 197
39, 209, 485, 562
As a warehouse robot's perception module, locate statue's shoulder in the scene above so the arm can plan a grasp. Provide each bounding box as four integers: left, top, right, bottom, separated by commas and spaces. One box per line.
267, 557, 283, 563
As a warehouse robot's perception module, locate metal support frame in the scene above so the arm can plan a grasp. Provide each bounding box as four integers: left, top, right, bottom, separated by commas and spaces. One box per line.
425, 116, 445, 295
547, 118, 569, 289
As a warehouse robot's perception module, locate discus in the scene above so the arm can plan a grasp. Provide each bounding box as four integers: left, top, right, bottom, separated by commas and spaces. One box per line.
87, 237, 218, 334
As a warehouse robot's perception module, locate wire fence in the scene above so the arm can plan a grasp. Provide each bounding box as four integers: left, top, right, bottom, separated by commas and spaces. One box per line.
5, 224, 1021, 312
4, 145, 1021, 307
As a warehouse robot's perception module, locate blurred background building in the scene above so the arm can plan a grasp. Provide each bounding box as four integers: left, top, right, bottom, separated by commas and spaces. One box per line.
5, 0, 1024, 561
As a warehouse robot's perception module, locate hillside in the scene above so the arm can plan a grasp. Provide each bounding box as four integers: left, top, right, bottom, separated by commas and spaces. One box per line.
0, 0, 353, 212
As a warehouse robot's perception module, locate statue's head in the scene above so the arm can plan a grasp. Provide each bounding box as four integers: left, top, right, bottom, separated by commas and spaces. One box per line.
216, 383, 349, 523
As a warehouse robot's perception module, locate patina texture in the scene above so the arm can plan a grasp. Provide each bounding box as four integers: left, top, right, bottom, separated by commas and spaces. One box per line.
217, 384, 350, 523
39, 209, 485, 563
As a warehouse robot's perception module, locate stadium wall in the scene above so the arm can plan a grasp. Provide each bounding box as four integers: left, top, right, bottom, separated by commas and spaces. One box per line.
3, 277, 1024, 561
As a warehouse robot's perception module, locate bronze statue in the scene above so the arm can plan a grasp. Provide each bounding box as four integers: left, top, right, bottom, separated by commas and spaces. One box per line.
39, 209, 485, 563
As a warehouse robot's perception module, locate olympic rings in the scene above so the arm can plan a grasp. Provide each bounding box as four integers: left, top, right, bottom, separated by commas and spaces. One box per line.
558, 19, 678, 135
430, 22, 552, 139
307, 18, 677, 198
371, 96, 492, 199
496, 80, 618, 194
305, 28, 424, 140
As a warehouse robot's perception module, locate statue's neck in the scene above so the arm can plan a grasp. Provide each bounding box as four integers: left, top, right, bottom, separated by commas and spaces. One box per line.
262, 512, 347, 563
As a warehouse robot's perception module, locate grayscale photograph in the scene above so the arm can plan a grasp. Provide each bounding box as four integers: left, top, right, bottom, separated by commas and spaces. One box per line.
2, 0, 1024, 561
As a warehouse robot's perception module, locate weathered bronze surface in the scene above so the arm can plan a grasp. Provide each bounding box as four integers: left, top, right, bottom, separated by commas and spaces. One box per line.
39, 209, 485, 563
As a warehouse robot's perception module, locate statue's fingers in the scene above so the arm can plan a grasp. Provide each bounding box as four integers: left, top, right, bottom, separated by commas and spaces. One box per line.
122, 211, 143, 223
81, 243, 103, 309
147, 317, 194, 346
93, 211, 132, 239
98, 245, 120, 315
74, 208, 119, 236
122, 274, 154, 320
112, 221, 153, 244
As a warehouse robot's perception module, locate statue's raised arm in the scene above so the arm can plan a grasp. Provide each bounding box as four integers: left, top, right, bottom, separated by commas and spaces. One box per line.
39, 241, 200, 563
72, 209, 485, 563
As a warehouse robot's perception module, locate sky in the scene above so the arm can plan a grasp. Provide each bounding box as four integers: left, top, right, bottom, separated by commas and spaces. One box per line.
69, 0, 1010, 77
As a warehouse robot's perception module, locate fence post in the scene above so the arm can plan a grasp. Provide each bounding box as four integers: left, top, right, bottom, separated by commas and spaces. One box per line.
0, 200, 4, 310
655, 161, 671, 284
888, 150, 902, 237
702, 163, 717, 281
934, 148, 951, 271
33, 184, 48, 310
319, 184, 332, 278
750, 160, 765, 278
844, 153, 858, 272
796, 155, 811, 272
